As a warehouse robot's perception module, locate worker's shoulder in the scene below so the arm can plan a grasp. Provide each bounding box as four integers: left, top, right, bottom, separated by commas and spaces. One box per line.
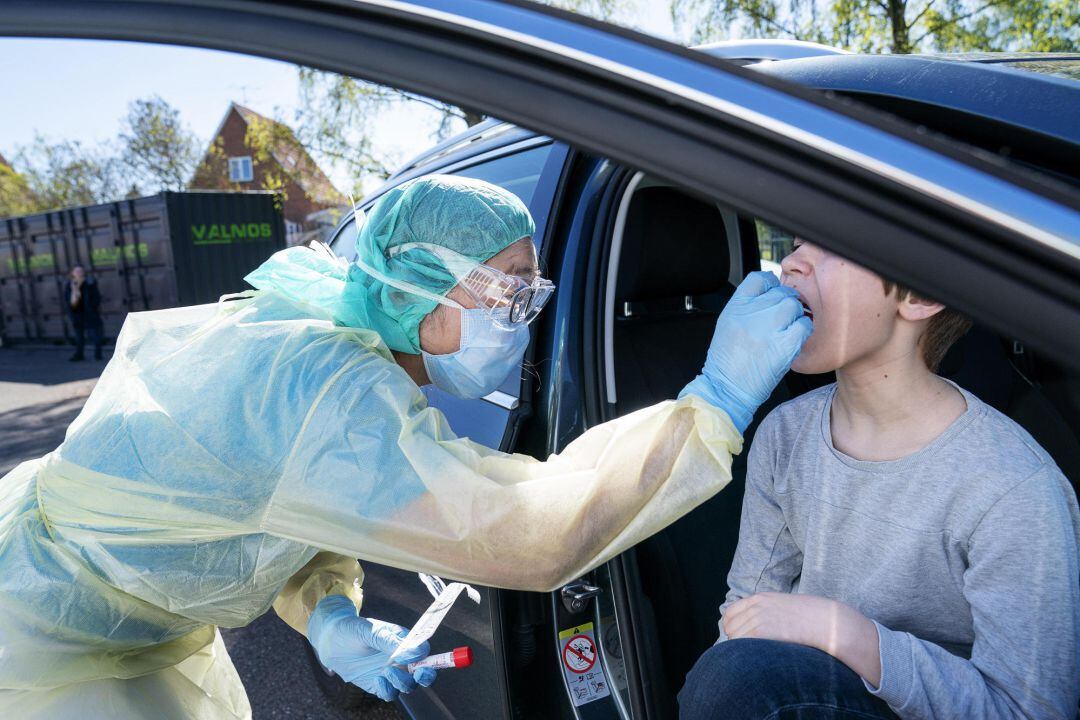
119, 292, 408, 413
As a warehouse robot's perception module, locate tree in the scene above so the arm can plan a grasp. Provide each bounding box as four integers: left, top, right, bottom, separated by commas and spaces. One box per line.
0, 159, 38, 218
10, 135, 124, 212
120, 96, 200, 192
671, 0, 1079, 54
291, 67, 467, 195
285, 0, 626, 195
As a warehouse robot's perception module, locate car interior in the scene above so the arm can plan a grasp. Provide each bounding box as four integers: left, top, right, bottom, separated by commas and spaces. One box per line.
599, 174, 1080, 718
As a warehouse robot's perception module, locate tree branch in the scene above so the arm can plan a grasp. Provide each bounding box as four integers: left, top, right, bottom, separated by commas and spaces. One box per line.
396, 91, 465, 119
911, 0, 1007, 45
739, 5, 802, 39
908, 0, 937, 30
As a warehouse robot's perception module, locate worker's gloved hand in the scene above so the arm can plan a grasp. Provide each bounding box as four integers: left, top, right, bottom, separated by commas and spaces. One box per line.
307, 595, 437, 701
680, 271, 812, 434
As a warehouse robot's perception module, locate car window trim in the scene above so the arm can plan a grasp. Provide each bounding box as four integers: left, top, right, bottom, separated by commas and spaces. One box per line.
603, 171, 646, 406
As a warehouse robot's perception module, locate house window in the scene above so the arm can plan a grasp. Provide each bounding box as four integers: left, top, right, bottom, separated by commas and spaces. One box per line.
228, 156, 253, 183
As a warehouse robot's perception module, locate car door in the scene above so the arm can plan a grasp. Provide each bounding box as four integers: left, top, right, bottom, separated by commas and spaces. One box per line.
326, 137, 570, 719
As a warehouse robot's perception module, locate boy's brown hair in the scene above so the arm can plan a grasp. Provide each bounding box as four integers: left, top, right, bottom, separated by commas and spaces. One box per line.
882, 280, 972, 372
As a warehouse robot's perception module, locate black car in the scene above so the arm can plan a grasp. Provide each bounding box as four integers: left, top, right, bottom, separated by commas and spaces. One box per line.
5, 4, 1077, 718
309, 44, 1080, 720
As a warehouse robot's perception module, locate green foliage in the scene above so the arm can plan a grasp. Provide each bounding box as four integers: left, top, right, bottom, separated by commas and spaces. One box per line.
924, 0, 1079, 53
2, 95, 200, 218
242, 114, 296, 202
120, 96, 200, 192
292, 67, 488, 197
0, 161, 37, 218
672, 0, 1079, 54
7, 135, 124, 214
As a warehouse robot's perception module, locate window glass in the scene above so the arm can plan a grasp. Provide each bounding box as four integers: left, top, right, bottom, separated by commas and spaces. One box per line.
452, 144, 551, 210
332, 144, 554, 260
999, 60, 1080, 82
228, 156, 253, 183
755, 219, 794, 274
326, 143, 559, 428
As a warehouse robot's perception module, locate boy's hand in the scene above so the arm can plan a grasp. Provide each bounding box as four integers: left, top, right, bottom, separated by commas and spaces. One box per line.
723, 592, 882, 688
723, 592, 838, 648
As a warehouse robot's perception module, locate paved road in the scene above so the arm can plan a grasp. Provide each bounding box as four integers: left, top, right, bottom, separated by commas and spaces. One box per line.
0, 346, 406, 720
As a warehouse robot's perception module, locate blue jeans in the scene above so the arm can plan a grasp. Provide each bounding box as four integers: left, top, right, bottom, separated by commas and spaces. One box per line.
679, 639, 899, 720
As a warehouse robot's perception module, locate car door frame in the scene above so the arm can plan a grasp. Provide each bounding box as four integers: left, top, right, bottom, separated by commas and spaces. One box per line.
322, 136, 572, 719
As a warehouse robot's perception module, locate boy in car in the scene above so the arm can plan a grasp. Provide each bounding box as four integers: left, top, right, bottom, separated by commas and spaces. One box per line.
679, 238, 1080, 719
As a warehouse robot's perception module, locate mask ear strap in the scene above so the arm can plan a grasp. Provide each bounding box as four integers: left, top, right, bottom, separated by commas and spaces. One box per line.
353, 252, 464, 310
387, 242, 490, 297
350, 203, 465, 312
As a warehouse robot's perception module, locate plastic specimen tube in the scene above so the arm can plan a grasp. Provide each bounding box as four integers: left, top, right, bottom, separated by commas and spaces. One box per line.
406, 647, 473, 672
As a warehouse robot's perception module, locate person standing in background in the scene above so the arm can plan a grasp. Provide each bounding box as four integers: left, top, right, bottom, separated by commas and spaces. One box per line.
64, 265, 103, 361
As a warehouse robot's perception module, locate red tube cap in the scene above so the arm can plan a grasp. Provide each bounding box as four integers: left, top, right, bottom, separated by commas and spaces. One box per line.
453, 646, 473, 668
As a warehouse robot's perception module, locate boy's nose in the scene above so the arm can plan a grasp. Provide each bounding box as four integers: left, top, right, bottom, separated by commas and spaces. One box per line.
780, 249, 809, 280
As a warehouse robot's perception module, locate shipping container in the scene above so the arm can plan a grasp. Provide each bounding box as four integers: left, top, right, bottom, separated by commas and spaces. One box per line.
0, 191, 285, 344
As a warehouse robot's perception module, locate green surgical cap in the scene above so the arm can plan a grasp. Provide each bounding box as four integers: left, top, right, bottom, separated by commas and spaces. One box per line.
340, 174, 535, 353
245, 175, 534, 353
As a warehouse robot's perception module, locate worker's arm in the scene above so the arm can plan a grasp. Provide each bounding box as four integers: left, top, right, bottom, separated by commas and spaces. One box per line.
262, 354, 742, 593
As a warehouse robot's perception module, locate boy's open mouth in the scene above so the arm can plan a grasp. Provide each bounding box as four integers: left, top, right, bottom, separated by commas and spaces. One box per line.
800, 299, 814, 321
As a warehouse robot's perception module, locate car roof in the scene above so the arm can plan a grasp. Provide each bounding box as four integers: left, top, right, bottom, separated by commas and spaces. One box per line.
395, 51, 1078, 181
695, 39, 849, 63
751, 53, 1080, 146
390, 119, 537, 180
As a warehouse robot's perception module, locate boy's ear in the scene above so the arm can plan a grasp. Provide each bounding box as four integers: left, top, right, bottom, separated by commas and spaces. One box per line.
898, 293, 945, 322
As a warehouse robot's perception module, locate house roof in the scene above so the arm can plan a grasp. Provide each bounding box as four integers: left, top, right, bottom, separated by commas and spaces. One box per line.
209, 102, 344, 207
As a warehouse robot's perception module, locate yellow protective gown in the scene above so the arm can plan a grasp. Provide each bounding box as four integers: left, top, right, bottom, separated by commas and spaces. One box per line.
0, 288, 741, 718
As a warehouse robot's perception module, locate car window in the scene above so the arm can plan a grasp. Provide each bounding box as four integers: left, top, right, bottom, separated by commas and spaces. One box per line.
328, 142, 559, 446
453, 144, 551, 208
448, 144, 558, 409
331, 143, 554, 258
755, 219, 794, 275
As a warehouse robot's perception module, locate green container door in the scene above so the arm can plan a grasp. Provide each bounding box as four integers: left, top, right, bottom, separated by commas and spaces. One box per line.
164, 191, 285, 306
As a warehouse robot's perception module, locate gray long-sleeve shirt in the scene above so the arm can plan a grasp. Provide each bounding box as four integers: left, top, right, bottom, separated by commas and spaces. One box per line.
718, 383, 1080, 719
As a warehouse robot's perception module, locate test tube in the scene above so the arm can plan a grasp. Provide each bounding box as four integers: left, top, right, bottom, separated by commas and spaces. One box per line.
406, 646, 473, 672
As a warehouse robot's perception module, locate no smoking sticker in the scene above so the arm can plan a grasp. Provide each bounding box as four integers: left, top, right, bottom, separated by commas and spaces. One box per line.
559, 623, 611, 707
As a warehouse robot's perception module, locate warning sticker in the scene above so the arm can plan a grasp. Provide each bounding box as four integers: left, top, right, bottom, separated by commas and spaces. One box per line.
559, 622, 611, 707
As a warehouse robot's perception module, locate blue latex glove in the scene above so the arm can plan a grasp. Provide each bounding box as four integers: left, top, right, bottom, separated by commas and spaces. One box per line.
680, 271, 812, 433
307, 595, 437, 701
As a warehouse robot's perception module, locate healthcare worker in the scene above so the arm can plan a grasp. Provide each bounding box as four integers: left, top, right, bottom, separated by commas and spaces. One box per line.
0, 175, 810, 718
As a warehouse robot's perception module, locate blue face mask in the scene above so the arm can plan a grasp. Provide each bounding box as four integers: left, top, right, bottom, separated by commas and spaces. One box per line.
422, 308, 530, 399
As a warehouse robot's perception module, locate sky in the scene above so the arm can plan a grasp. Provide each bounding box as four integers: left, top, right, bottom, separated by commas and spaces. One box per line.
0, 3, 678, 194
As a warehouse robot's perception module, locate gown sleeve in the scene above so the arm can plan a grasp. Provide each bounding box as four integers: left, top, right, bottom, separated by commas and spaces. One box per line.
261, 347, 743, 593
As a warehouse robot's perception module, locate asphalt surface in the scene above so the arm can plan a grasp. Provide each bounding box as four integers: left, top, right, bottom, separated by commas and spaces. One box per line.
0, 345, 406, 720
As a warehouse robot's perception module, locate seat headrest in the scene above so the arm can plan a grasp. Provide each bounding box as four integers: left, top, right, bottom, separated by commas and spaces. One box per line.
615, 187, 731, 302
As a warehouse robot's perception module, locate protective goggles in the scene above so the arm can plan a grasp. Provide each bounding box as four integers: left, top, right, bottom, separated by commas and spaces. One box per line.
351, 212, 554, 328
